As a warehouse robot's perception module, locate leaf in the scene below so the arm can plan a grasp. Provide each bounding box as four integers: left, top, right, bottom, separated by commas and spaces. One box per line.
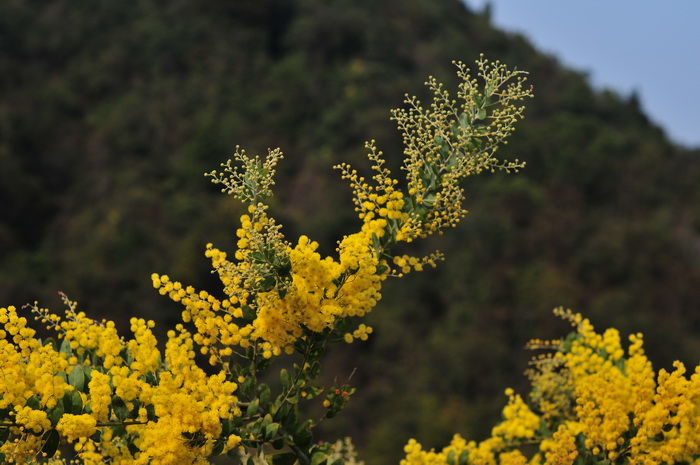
458, 450, 470, 465
264, 422, 280, 440
272, 437, 285, 450
371, 233, 381, 253
270, 452, 297, 465
246, 399, 259, 417
258, 383, 271, 405
59, 338, 72, 356
211, 438, 226, 456
280, 369, 292, 391
308, 361, 321, 379
41, 429, 59, 458
127, 440, 140, 457
293, 420, 313, 448
241, 305, 256, 322
278, 402, 297, 431
146, 404, 157, 421
112, 395, 129, 422
251, 251, 266, 263
68, 390, 83, 414
0, 427, 10, 445
302, 385, 324, 400
68, 365, 85, 392
240, 375, 255, 397
249, 417, 264, 437
310, 451, 330, 465
257, 275, 276, 292
43, 337, 58, 351
26, 395, 41, 410
90, 429, 102, 442
48, 400, 65, 426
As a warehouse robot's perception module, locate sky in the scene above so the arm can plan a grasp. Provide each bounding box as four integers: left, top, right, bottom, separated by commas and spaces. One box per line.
463, 0, 700, 148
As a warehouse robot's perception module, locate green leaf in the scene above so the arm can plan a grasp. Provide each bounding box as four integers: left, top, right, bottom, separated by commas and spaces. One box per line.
145, 371, 158, 385
264, 422, 280, 439
277, 401, 296, 430
246, 399, 259, 417
272, 437, 285, 450
68, 365, 85, 392
112, 395, 129, 422
211, 438, 226, 456
146, 404, 157, 421
302, 385, 324, 400
240, 375, 255, 397
257, 275, 276, 292
270, 452, 297, 465
26, 395, 41, 410
241, 305, 256, 322
41, 429, 59, 458
310, 451, 330, 465
68, 390, 83, 414
251, 251, 266, 263
258, 383, 271, 405
458, 449, 470, 465
249, 417, 264, 437
371, 232, 381, 253
90, 429, 102, 442
280, 369, 292, 391
308, 361, 321, 379
127, 440, 140, 457
59, 338, 72, 356
293, 420, 313, 448
43, 337, 58, 351
0, 427, 10, 446
48, 400, 65, 426
278, 286, 288, 299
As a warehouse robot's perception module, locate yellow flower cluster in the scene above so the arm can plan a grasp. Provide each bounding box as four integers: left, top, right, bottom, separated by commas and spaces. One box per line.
56, 413, 97, 442
0, 306, 70, 410
401, 434, 470, 465
12, 405, 51, 434
402, 309, 700, 465
344, 323, 374, 343
153, 212, 389, 357
0, 301, 240, 464
1, 58, 535, 463
540, 424, 579, 465
391, 57, 531, 239
491, 388, 541, 442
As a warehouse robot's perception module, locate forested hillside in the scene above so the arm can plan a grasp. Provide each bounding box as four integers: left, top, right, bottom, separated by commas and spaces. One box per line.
2, 0, 700, 462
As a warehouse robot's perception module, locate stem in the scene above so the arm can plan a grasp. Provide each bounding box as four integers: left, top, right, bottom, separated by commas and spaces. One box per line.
290, 444, 310, 465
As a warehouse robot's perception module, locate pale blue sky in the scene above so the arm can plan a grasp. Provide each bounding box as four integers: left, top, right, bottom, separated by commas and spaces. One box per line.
464, 1, 700, 148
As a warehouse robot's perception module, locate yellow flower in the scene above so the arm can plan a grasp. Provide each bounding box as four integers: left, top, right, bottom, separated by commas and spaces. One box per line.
56, 413, 98, 441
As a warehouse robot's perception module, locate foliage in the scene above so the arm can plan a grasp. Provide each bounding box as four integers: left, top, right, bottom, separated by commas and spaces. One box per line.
0, 59, 531, 463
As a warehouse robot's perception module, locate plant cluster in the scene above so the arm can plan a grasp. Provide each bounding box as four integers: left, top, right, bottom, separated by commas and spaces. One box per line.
9, 55, 691, 465
401, 309, 700, 465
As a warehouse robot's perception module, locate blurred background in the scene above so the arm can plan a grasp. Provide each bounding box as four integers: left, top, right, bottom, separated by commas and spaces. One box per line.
1, 0, 699, 462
